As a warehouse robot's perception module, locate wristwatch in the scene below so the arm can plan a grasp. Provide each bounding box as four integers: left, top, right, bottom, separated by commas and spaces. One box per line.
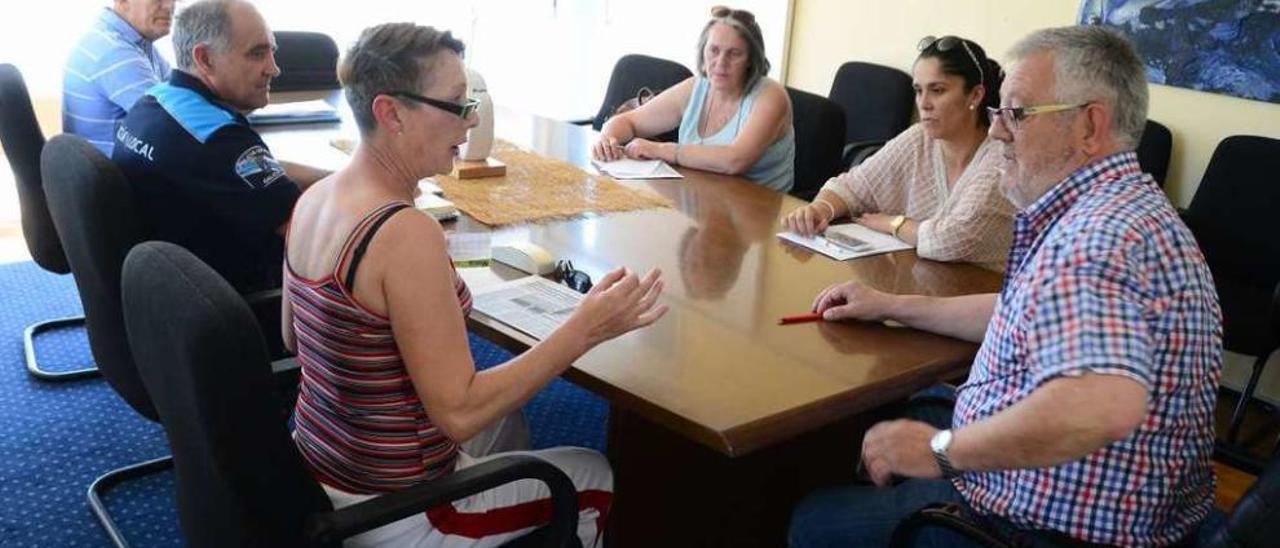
890, 215, 908, 238
930, 429, 960, 479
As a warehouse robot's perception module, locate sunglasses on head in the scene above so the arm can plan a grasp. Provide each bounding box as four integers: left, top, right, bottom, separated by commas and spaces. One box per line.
917, 35, 985, 84
553, 260, 593, 294
384, 91, 479, 120
710, 5, 756, 25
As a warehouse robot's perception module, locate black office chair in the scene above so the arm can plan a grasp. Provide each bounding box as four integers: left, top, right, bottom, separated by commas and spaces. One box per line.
890, 455, 1280, 547
41, 134, 170, 547
122, 241, 580, 548
786, 87, 846, 201
0, 63, 96, 380
584, 54, 692, 143
272, 31, 340, 92
1137, 119, 1172, 188
1180, 135, 1280, 472
827, 61, 914, 169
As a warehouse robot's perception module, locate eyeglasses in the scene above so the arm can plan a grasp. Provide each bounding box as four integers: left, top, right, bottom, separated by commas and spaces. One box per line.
986, 103, 1091, 131
553, 260, 593, 294
385, 91, 479, 119
917, 35, 985, 84
710, 5, 756, 25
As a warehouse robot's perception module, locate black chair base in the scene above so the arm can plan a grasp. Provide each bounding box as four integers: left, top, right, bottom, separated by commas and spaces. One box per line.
1226, 350, 1276, 443
23, 315, 98, 380
1215, 440, 1270, 476
87, 455, 174, 548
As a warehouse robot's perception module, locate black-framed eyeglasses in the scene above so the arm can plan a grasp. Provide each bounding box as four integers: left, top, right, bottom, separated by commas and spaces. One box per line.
986, 103, 1091, 131
710, 5, 756, 25
385, 91, 479, 119
553, 260, 593, 294
917, 35, 985, 84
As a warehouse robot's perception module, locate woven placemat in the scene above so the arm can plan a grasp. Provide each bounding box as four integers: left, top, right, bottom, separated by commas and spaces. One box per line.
435, 140, 672, 226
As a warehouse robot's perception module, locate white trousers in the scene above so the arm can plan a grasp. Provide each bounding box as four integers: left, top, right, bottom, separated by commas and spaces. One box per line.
323, 412, 613, 548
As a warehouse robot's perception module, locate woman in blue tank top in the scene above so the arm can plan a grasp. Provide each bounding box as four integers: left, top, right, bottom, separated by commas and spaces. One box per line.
591, 6, 795, 192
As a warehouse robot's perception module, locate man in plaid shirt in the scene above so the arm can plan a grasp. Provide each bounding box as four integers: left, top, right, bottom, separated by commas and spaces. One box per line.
790, 26, 1221, 547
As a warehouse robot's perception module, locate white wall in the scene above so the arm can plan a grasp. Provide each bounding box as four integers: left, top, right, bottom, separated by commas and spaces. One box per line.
464, 0, 792, 120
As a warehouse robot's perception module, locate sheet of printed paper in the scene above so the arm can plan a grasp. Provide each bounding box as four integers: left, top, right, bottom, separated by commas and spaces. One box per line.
472, 276, 584, 340
776, 222, 912, 260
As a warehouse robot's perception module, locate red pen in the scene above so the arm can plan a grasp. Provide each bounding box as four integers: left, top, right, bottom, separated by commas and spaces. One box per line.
778, 312, 824, 325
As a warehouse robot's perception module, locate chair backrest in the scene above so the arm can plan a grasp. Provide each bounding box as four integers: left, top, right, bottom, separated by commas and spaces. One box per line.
1184, 135, 1280, 290
1136, 119, 1172, 188
592, 54, 692, 142
41, 134, 156, 419
786, 87, 846, 202
122, 241, 332, 547
1204, 456, 1280, 547
827, 61, 914, 144
272, 31, 340, 92
0, 63, 69, 273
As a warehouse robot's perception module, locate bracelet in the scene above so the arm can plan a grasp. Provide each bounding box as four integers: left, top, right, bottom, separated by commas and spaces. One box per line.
813, 199, 837, 222
672, 143, 682, 165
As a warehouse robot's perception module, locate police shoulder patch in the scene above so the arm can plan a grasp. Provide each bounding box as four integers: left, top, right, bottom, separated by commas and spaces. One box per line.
234, 145, 286, 189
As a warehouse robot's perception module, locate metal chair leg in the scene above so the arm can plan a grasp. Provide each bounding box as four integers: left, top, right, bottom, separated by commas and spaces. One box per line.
86, 455, 174, 548
1226, 352, 1274, 443
24, 315, 98, 380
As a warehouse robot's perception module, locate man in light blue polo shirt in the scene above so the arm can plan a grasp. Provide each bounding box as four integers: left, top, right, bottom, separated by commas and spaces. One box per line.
63, 0, 176, 156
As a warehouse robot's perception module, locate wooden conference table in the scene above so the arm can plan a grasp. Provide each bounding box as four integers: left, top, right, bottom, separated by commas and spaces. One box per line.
262, 101, 1002, 546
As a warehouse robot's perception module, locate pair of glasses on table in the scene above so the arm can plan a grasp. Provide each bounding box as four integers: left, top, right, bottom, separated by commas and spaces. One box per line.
553, 260, 593, 294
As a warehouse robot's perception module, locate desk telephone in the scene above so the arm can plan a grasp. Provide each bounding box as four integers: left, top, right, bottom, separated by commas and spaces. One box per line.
491, 242, 556, 275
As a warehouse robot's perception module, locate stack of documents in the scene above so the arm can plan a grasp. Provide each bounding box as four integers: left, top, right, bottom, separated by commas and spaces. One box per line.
415, 193, 458, 221
591, 158, 683, 180
472, 276, 585, 340
777, 223, 913, 260
248, 100, 340, 125
446, 232, 491, 268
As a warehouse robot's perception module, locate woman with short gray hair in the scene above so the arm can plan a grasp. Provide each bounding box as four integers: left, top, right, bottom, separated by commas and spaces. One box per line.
592, 5, 796, 192
283, 22, 667, 548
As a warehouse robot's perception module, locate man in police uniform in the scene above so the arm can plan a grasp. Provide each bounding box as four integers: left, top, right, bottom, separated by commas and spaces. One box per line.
113, 0, 328, 292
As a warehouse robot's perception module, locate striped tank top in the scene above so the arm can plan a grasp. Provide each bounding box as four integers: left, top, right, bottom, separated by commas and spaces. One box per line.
288, 201, 473, 494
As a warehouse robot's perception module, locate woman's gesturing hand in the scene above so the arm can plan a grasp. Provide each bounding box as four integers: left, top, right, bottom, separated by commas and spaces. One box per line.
566, 267, 668, 349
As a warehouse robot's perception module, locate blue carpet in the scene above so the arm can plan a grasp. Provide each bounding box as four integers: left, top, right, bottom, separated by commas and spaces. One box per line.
0, 260, 608, 546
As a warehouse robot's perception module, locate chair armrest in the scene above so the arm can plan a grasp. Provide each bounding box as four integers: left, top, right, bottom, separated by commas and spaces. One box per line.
842, 140, 887, 171
1270, 281, 1280, 344
889, 502, 1013, 548
242, 287, 281, 306
306, 454, 579, 547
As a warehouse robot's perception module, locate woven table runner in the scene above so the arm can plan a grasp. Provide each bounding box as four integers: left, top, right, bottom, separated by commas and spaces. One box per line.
434, 140, 672, 226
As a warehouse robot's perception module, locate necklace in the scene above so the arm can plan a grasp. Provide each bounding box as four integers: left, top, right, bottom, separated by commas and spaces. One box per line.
699, 90, 742, 141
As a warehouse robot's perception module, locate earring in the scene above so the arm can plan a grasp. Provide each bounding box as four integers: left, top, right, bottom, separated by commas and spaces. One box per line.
968, 104, 976, 110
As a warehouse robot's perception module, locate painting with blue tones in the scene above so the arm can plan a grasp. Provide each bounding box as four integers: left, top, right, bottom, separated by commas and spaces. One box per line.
1078, 0, 1280, 104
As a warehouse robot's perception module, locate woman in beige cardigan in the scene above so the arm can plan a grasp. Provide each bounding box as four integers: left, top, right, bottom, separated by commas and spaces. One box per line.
784, 36, 1015, 271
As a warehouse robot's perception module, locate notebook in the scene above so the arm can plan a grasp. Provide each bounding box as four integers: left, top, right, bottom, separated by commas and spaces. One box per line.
247, 100, 340, 126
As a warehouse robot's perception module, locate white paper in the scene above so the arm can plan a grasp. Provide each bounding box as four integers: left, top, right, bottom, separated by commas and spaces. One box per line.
446, 232, 491, 267
776, 223, 913, 261
418, 178, 444, 195
414, 193, 457, 221
248, 100, 340, 125
591, 158, 683, 180
251, 99, 337, 117
472, 276, 584, 340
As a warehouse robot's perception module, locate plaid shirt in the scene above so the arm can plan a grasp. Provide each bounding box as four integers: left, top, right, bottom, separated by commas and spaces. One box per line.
952, 152, 1222, 545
